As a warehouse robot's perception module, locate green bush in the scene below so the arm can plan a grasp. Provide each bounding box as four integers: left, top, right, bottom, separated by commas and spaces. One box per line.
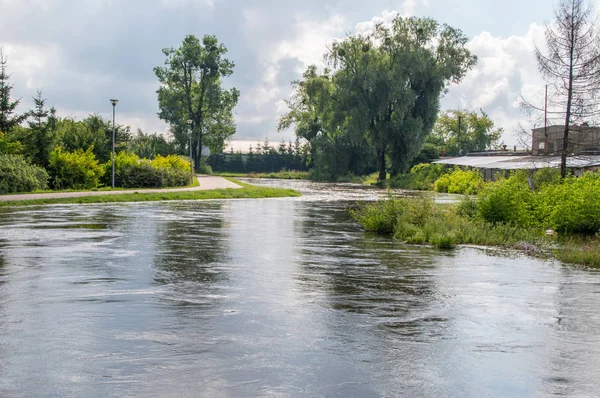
151, 154, 191, 172
48, 147, 104, 190
389, 163, 447, 190
103, 151, 192, 188
476, 171, 535, 226
537, 172, 600, 233
434, 167, 484, 195
0, 154, 49, 194
347, 195, 401, 234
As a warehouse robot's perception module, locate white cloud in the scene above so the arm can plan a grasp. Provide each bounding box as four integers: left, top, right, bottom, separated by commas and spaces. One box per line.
443, 23, 547, 145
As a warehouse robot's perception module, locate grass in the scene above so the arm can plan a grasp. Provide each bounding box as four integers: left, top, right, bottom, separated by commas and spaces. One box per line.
214, 170, 309, 180
349, 196, 555, 255
553, 237, 600, 267
0, 178, 300, 206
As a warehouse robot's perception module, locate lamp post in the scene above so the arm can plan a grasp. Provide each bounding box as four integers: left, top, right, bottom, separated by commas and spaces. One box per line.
187, 119, 193, 176
110, 99, 118, 189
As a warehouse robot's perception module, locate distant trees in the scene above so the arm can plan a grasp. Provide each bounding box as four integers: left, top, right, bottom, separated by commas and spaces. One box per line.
280, 15, 476, 181
154, 35, 239, 172
528, 0, 600, 178
427, 109, 503, 156
207, 138, 308, 173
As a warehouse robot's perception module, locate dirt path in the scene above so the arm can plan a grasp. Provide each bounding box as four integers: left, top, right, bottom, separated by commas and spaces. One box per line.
0, 175, 242, 202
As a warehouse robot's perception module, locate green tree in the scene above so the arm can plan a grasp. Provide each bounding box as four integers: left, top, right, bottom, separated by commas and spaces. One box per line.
154, 34, 240, 171
327, 16, 476, 179
127, 128, 176, 159
428, 109, 503, 156
0, 49, 28, 133
20, 91, 58, 167
278, 65, 374, 179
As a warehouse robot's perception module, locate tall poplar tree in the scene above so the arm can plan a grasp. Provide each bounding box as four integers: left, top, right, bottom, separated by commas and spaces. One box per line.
154, 35, 239, 171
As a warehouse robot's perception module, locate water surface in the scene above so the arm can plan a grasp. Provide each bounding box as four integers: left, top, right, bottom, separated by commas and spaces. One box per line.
0, 180, 599, 397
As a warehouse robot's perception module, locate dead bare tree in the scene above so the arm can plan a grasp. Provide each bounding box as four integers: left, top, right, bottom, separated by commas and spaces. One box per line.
534, 0, 600, 177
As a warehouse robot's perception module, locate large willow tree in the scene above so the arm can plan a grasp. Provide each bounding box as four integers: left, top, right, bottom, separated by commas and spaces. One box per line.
281, 16, 476, 180
154, 35, 239, 171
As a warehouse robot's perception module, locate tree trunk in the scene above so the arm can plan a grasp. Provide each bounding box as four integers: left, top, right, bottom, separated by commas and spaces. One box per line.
561, 10, 576, 179
191, 139, 198, 173
377, 147, 386, 181
196, 137, 203, 172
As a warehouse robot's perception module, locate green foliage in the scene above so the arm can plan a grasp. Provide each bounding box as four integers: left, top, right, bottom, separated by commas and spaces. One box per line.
280, 15, 476, 180
434, 167, 484, 195
554, 239, 600, 267
103, 151, 192, 189
53, 115, 127, 164
532, 167, 562, 189
381, 162, 448, 190
155, 34, 239, 171
48, 147, 104, 190
350, 195, 540, 250
537, 172, 600, 233
127, 128, 176, 159
0, 131, 23, 154
20, 91, 58, 168
151, 154, 190, 172
428, 109, 503, 156
475, 169, 600, 234
0, 154, 48, 193
476, 171, 535, 226
347, 195, 401, 234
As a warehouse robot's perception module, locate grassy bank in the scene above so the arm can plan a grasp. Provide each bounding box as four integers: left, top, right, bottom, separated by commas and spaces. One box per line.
348, 195, 600, 267
0, 179, 300, 206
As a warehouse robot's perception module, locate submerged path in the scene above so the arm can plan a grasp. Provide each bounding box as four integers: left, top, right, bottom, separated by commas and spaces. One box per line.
0, 175, 242, 202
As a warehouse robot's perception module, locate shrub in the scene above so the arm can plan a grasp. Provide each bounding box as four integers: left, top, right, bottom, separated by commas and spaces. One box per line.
347, 195, 401, 234
389, 163, 447, 190
102, 152, 192, 188
434, 167, 484, 195
0, 154, 49, 194
532, 168, 562, 190
151, 154, 191, 172
476, 171, 535, 226
48, 147, 104, 190
537, 172, 600, 233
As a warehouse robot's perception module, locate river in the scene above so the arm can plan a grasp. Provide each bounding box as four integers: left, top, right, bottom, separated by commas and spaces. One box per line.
0, 179, 599, 397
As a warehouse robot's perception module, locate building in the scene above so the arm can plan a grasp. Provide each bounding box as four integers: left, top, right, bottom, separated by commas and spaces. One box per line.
531, 124, 600, 156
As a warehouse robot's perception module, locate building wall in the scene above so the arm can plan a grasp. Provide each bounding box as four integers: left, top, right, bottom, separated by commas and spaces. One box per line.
532, 125, 600, 155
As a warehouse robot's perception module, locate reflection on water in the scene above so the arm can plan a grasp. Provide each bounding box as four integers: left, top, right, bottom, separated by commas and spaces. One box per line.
0, 184, 600, 396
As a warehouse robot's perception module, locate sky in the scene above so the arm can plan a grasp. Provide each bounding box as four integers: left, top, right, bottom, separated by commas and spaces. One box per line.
0, 0, 587, 149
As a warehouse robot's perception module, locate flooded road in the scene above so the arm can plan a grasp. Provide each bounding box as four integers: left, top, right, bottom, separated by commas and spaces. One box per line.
1, 180, 599, 397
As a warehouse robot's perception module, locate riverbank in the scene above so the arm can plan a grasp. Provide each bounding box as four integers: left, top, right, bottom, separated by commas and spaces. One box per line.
0, 177, 300, 206
349, 196, 600, 267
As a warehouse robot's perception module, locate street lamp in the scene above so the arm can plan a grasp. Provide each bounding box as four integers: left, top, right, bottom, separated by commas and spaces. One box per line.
187, 119, 193, 176
110, 99, 118, 189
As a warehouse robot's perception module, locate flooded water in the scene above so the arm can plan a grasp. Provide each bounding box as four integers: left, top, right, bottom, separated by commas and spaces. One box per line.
1, 180, 600, 397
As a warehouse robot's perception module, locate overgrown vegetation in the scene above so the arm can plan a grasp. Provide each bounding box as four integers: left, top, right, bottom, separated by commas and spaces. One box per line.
349, 196, 541, 250
350, 168, 600, 266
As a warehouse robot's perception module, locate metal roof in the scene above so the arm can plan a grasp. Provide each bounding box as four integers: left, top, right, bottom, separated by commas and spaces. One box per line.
432, 155, 600, 170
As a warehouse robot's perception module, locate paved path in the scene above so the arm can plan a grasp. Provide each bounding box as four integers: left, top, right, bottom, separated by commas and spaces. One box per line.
0, 175, 242, 202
